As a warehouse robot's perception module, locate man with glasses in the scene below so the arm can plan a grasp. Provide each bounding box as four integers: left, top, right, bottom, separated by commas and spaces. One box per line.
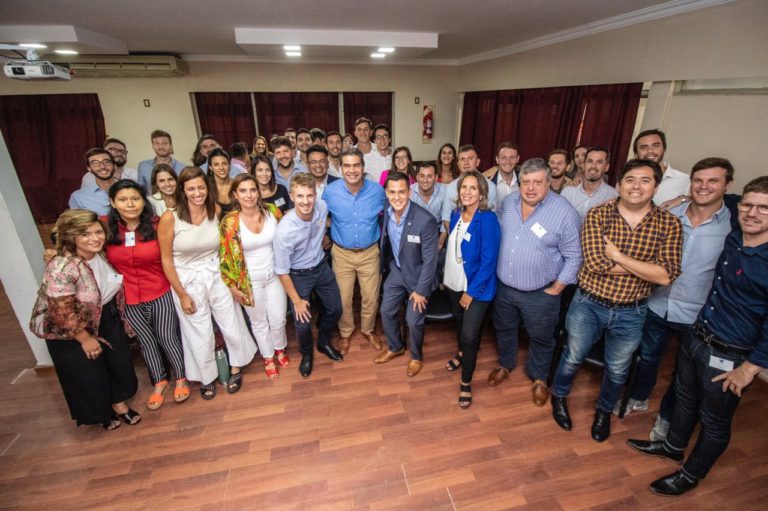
627, 175, 768, 497
81, 138, 137, 187
69, 147, 118, 216
364, 124, 393, 183
306, 145, 339, 201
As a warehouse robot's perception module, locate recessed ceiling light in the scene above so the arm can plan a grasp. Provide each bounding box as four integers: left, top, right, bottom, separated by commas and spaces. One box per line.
285, 51, 302, 57
371, 53, 385, 59
19, 43, 47, 49
55, 49, 79, 55
283, 45, 301, 51
377, 47, 395, 53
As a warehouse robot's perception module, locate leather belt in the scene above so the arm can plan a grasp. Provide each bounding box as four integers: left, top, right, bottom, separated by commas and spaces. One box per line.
290, 256, 328, 274
692, 321, 751, 356
335, 242, 376, 253
579, 288, 647, 309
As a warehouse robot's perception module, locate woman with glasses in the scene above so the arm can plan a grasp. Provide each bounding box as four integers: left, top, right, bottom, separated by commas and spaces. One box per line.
378, 146, 416, 187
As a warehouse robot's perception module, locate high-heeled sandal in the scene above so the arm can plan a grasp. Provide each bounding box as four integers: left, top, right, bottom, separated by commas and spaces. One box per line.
264, 359, 279, 381
102, 418, 121, 430
445, 352, 463, 372
114, 408, 142, 425
459, 382, 472, 409
274, 349, 291, 368
174, 378, 190, 404
147, 380, 169, 410
200, 382, 216, 400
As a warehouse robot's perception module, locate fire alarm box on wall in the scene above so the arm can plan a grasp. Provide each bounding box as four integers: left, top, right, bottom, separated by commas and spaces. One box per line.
422, 105, 433, 143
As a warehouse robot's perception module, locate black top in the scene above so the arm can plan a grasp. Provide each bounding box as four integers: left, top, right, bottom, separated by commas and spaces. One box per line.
261, 184, 292, 215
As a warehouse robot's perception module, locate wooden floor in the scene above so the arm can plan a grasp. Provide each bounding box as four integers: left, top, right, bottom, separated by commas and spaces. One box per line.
1, 284, 767, 510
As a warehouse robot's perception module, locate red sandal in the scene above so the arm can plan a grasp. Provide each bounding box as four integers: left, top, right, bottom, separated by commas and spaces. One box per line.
274, 349, 291, 368
264, 358, 279, 381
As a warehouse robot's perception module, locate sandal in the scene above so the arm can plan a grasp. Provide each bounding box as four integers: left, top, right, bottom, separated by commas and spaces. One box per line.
102, 419, 121, 430
274, 349, 291, 368
174, 378, 190, 404
114, 408, 142, 425
264, 359, 279, 381
459, 382, 472, 409
200, 382, 216, 400
147, 380, 169, 411
445, 352, 463, 372
227, 371, 243, 393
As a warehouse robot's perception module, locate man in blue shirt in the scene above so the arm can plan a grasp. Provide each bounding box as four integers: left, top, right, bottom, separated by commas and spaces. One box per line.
273, 173, 344, 378
375, 173, 439, 377
323, 147, 387, 354
627, 175, 768, 497
68, 148, 118, 216
137, 129, 188, 192
488, 158, 582, 406
616, 158, 734, 428
272, 136, 308, 189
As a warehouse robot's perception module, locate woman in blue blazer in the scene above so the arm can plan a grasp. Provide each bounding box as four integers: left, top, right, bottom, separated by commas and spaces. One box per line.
443, 170, 501, 408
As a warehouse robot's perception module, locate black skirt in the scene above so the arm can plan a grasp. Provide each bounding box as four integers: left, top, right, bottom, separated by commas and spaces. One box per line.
46, 297, 138, 426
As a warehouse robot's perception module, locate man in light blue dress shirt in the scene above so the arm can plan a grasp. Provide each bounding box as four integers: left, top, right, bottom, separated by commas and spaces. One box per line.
68, 147, 118, 216
561, 146, 618, 220
137, 129, 188, 193
272, 136, 308, 189
323, 147, 387, 354
488, 158, 582, 406
618, 158, 735, 436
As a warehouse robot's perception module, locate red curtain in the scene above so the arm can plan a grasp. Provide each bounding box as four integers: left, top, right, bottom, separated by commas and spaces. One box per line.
460, 83, 641, 174
194, 92, 256, 149
343, 92, 393, 135
254, 92, 339, 139
0, 94, 106, 222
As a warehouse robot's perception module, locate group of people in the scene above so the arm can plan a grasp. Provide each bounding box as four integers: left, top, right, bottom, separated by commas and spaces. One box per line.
34, 119, 767, 498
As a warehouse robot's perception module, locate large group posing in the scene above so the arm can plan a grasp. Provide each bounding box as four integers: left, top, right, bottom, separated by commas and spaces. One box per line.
31, 117, 768, 498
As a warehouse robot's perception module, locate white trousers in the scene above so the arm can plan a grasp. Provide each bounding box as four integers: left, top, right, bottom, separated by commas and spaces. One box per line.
242, 270, 287, 359
172, 258, 257, 384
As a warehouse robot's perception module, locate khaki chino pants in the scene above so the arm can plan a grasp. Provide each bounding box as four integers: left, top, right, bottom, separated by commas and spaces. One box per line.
331, 243, 381, 337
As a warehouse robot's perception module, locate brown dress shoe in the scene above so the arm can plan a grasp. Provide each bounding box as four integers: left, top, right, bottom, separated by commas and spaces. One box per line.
406, 359, 423, 377
337, 337, 351, 355
532, 379, 549, 407
488, 366, 510, 386
363, 332, 382, 350
373, 348, 405, 364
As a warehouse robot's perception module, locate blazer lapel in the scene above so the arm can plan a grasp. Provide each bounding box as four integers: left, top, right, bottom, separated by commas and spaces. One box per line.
398, 205, 417, 259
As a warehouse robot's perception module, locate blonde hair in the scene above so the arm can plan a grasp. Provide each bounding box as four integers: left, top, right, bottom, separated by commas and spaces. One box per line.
53, 209, 101, 256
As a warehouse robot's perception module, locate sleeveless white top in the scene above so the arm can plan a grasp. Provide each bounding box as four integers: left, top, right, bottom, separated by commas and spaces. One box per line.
240, 213, 277, 275
172, 211, 219, 267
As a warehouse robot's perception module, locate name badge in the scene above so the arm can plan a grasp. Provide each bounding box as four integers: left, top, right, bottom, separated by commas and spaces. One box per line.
275, 197, 286, 207
463, 232, 472, 242
125, 231, 136, 247
531, 222, 547, 238
407, 235, 421, 244
108, 273, 124, 284
709, 355, 734, 372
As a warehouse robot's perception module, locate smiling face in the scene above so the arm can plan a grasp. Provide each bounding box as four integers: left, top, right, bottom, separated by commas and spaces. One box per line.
574, 147, 587, 170
618, 166, 657, 207
307, 151, 329, 179
519, 169, 549, 208
274, 144, 294, 170
690, 166, 730, 208
183, 176, 209, 207
341, 154, 364, 187
326, 134, 342, 158
584, 150, 610, 183
75, 222, 106, 259
354, 122, 371, 144
233, 178, 260, 211
110, 187, 144, 223
386, 178, 410, 216
200, 138, 219, 158
104, 142, 127, 167
290, 184, 316, 220
635, 134, 665, 165
458, 150, 480, 173
154, 170, 177, 197
296, 132, 312, 154
440, 146, 455, 166
459, 175, 481, 209
87, 152, 115, 181
548, 153, 567, 178
373, 128, 390, 153
210, 155, 230, 180
738, 191, 768, 238
254, 161, 273, 187
417, 165, 436, 194
254, 137, 267, 154
497, 147, 519, 176
152, 136, 173, 158
393, 149, 410, 172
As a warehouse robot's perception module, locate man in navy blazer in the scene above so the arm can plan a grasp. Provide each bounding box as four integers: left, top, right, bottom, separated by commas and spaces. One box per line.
375, 172, 439, 376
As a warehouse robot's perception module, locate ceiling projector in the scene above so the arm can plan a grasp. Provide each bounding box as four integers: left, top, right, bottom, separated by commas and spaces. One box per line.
4, 60, 72, 81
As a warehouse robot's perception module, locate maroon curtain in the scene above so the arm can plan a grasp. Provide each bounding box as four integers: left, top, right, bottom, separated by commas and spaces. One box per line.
254, 92, 339, 139
194, 92, 256, 149
0, 94, 106, 222
343, 92, 393, 135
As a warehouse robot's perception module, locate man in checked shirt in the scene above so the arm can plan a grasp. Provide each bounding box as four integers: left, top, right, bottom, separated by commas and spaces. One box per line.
550, 159, 683, 442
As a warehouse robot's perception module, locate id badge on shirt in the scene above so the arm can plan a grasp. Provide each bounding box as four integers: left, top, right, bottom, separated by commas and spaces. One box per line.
125, 231, 136, 247
531, 222, 547, 239
709, 355, 734, 372
407, 235, 421, 244
275, 197, 286, 207
108, 273, 124, 284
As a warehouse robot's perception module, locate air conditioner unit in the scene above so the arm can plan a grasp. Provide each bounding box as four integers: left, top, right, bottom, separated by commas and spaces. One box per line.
3, 60, 72, 81
50, 55, 188, 78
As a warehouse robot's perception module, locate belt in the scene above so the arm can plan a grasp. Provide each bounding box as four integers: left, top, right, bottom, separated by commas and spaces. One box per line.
579, 288, 647, 309
290, 256, 328, 275
335, 242, 376, 253
692, 322, 752, 356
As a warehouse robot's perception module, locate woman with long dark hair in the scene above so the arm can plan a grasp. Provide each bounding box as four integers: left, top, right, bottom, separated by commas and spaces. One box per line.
378, 146, 416, 186
437, 143, 460, 184
207, 148, 237, 215
106, 179, 187, 409
251, 154, 292, 215
147, 164, 178, 216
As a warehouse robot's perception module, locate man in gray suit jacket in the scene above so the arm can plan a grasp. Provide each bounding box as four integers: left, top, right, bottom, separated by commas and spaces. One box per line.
375, 172, 440, 377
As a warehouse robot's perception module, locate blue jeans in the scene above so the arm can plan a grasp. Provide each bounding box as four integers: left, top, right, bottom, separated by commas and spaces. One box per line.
551, 289, 647, 412
665, 329, 746, 479
632, 309, 691, 403
492, 281, 561, 381
289, 263, 342, 355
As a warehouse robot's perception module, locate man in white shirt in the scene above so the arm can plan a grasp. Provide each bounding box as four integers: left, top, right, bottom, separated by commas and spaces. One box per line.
326, 131, 343, 177
364, 124, 393, 183
561, 146, 618, 220
492, 142, 520, 206
353, 117, 373, 155
296, 128, 312, 168
633, 129, 689, 205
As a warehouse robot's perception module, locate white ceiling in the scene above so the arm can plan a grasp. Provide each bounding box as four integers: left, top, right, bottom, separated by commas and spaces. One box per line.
0, 0, 734, 65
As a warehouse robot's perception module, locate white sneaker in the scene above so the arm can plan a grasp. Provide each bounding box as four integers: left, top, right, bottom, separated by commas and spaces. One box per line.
612, 398, 649, 417
650, 413, 671, 441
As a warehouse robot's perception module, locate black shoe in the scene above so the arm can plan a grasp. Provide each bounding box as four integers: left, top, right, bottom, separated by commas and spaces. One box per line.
299, 353, 313, 378
318, 344, 343, 361
551, 396, 572, 431
591, 409, 611, 442
650, 470, 699, 496
626, 439, 683, 463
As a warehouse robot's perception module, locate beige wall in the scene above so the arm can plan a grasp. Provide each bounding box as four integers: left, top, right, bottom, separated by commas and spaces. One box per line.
0, 62, 460, 165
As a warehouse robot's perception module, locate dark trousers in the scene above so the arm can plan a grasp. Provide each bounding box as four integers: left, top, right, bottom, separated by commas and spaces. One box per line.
380, 264, 427, 360
46, 297, 138, 426
664, 329, 746, 479
492, 281, 560, 381
447, 289, 490, 384
290, 262, 342, 355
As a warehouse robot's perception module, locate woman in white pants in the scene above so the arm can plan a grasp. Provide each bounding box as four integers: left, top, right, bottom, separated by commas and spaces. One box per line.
220, 174, 289, 381
158, 166, 256, 399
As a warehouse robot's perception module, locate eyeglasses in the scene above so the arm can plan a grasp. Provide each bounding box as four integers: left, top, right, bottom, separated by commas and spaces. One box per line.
88, 159, 113, 167
394, 156, 409, 161
106, 147, 127, 154
374, 135, 390, 141
737, 202, 768, 215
